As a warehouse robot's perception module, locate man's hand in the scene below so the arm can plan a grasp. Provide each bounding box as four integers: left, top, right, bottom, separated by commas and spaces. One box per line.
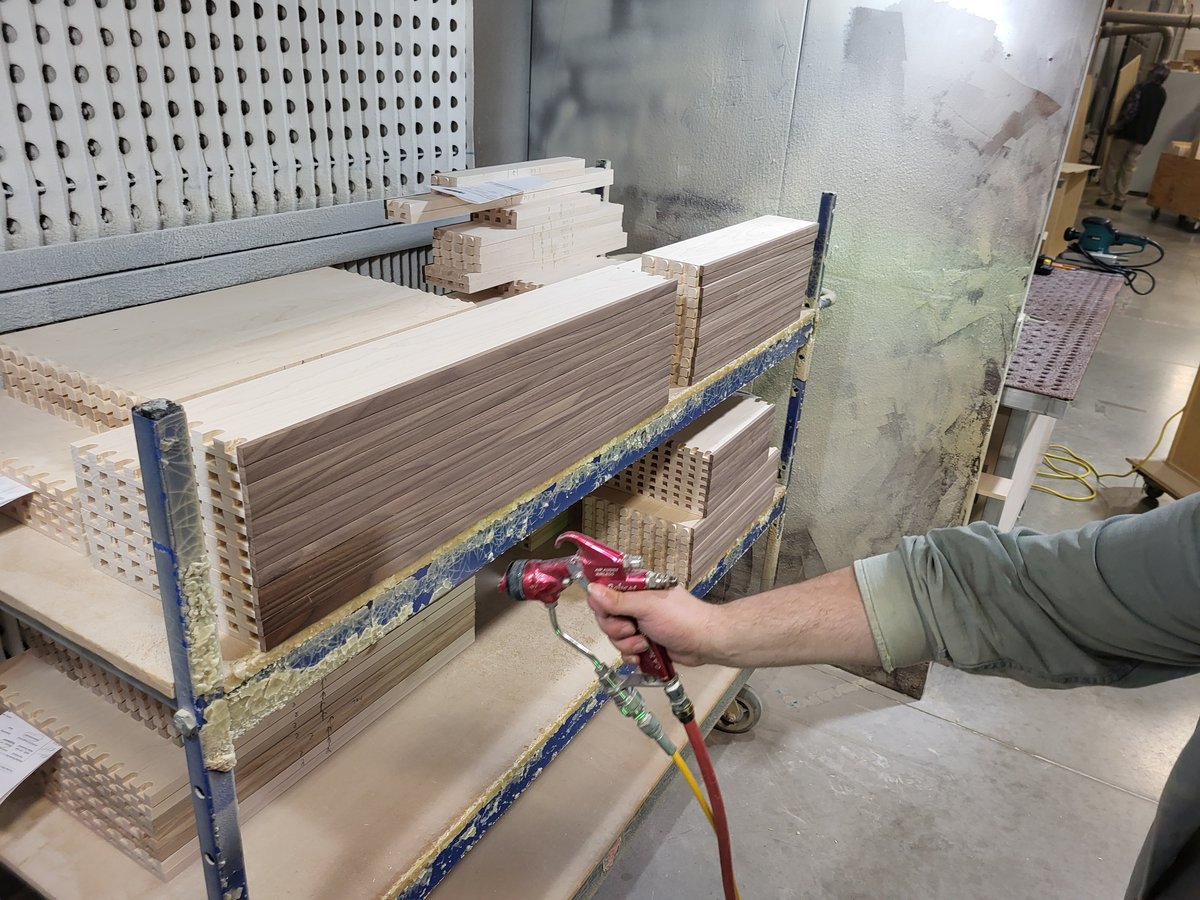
586, 584, 721, 667
587, 567, 882, 670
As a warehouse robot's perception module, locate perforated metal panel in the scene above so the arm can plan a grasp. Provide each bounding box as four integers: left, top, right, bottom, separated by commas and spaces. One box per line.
0, 0, 470, 251
338, 243, 440, 290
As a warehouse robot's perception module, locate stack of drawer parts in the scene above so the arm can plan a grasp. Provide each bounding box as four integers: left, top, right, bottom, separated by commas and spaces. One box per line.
0, 260, 675, 874
0, 198, 817, 879
583, 394, 780, 584
412, 157, 626, 295
0, 578, 475, 876
642, 215, 818, 387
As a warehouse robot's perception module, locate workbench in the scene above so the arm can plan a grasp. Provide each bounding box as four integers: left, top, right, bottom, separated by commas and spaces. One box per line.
977, 268, 1123, 527
0, 195, 836, 899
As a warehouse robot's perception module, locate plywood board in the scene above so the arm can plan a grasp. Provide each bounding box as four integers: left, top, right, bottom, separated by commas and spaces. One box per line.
1099, 55, 1142, 175
0, 579, 475, 875
0, 519, 179, 697
1066, 74, 1094, 165
0, 571, 650, 899
1147, 153, 1200, 218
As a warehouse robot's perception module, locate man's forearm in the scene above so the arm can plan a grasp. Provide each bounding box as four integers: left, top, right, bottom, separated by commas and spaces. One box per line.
704, 567, 884, 669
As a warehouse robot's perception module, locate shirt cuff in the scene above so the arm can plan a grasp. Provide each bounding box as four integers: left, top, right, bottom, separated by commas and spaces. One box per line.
853, 551, 932, 671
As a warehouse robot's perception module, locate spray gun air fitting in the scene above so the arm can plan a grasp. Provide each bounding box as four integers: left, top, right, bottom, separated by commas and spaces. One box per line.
498, 531, 695, 751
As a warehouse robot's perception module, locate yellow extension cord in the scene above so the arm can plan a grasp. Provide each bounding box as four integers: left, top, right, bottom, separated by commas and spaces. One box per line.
1032, 408, 1184, 502
671, 751, 742, 900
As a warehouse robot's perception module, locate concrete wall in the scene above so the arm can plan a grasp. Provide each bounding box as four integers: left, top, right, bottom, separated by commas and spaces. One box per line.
525, 0, 1103, 577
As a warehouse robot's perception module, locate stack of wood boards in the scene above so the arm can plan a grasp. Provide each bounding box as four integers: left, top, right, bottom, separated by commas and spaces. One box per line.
423, 163, 625, 294
18, 623, 178, 745
0, 269, 475, 636
0, 578, 476, 877
583, 394, 779, 583
385, 157, 616, 225
0, 268, 472, 431
184, 264, 676, 650
0, 395, 93, 551
642, 216, 818, 387
70, 426, 163, 600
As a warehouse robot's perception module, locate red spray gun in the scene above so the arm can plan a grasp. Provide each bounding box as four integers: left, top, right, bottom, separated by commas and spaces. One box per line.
499, 532, 696, 748
499, 531, 740, 900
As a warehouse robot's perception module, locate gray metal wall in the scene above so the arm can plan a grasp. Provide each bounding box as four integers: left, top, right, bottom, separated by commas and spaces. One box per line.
527, 0, 1103, 577
0, 0, 474, 331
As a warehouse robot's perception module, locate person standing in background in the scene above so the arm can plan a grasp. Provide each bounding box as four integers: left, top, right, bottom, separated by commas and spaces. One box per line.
1097, 62, 1171, 211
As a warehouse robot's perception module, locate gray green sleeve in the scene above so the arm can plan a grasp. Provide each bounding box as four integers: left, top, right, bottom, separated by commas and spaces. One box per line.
852, 493, 1200, 689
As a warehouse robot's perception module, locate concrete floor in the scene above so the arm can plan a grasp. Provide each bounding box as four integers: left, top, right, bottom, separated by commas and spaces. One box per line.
594, 198, 1200, 899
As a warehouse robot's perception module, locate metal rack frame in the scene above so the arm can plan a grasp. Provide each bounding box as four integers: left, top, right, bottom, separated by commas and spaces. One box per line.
14, 191, 835, 899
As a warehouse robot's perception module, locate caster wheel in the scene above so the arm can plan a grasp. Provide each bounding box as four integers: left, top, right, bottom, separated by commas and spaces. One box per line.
1151, 208, 1160, 221
715, 685, 762, 734
1144, 481, 1164, 500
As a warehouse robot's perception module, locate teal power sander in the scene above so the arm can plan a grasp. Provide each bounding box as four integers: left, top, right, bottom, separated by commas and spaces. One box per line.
1064, 217, 1155, 266
1061, 216, 1164, 294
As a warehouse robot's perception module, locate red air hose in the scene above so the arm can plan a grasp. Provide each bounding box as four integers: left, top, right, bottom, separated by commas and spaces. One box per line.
684, 717, 737, 900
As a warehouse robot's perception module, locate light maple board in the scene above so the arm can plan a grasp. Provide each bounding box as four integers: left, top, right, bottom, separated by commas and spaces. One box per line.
0, 394, 91, 550
1, 268, 471, 429
0, 579, 474, 874
0, 519, 263, 699
386, 166, 615, 224
20, 625, 178, 745
642, 216, 818, 277
474, 191, 604, 228
183, 265, 676, 649
430, 156, 586, 187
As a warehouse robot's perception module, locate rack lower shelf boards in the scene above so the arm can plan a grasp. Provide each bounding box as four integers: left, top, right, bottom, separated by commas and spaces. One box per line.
0, 661, 744, 900
0, 504, 777, 898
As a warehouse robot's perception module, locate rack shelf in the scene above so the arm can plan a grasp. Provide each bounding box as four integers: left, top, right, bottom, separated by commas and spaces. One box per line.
0, 191, 836, 898
0, 633, 747, 900
0, 497, 769, 900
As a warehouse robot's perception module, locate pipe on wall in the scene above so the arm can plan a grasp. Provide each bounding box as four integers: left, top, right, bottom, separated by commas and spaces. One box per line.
1101, 9, 1198, 28
1099, 24, 1175, 63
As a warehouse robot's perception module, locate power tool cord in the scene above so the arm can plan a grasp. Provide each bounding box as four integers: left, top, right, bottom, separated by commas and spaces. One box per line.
1070, 236, 1161, 296
1032, 407, 1183, 501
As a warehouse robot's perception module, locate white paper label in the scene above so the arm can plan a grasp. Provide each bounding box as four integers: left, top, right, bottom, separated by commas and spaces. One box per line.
0, 475, 34, 508
0, 710, 61, 805
431, 175, 550, 205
